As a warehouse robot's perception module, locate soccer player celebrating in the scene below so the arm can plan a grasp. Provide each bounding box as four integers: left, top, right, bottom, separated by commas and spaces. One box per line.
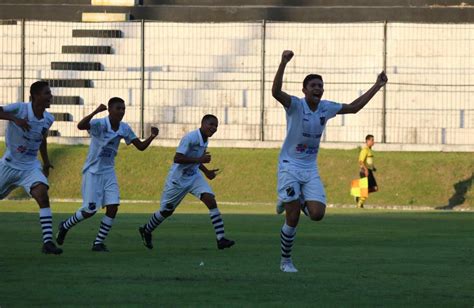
139, 114, 235, 250
56, 98, 159, 252
0, 81, 62, 254
272, 50, 387, 272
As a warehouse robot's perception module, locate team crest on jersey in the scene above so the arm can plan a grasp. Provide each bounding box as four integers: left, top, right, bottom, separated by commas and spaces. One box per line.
88, 202, 96, 210
286, 186, 296, 197
320, 116, 326, 125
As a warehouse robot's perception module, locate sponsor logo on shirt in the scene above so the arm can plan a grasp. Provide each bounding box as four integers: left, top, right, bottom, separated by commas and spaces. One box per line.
295, 143, 318, 154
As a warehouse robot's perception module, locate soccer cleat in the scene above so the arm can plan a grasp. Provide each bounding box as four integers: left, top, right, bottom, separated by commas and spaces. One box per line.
276, 200, 285, 214
42, 241, 63, 255
91, 243, 109, 252
217, 237, 235, 249
56, 221, 68, 245
139, 226, 153, 249
280, 259, 298, 273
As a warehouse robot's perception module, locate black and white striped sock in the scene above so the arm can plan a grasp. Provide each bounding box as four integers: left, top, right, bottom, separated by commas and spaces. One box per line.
93, 216, 114, 245
145, 211, 166, 233
39, 208, 53, 243
209, 208, 225, 240
63, 210, 85, 230
280, 223, 296, 261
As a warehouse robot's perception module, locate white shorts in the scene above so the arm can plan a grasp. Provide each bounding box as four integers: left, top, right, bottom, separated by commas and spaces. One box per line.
160, 173, 214, 212
0, 160, 48, 199
277, 167, 326, 205
80, 170, 120, 213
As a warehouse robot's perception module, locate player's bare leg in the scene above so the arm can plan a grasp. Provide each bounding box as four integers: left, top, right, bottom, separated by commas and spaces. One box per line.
201, 193, 235, 249
304, 201, 326, 221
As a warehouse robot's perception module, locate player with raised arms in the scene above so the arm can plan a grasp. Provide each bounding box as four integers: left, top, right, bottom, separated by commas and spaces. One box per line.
0, 81, 62, 254
56, 97, 159, 252
139, 114, 235, 251
273, 50, 387, 272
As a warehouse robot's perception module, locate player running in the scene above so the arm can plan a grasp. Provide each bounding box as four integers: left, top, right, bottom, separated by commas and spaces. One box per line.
56, 97, 159, 252
273, 50, 387, 272
139, 114, 235, 251
0, 81, 62, 254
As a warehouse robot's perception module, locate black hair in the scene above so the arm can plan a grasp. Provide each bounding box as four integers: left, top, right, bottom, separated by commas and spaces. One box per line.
30, 81, 50, 101
108, 97, 125, 108
303, 74, 323, 88
365, 134, 374, 141
201, 114, 218, 124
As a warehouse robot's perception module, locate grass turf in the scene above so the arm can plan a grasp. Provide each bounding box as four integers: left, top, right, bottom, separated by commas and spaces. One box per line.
1, 143, 472, 208
0, 202, 473, 307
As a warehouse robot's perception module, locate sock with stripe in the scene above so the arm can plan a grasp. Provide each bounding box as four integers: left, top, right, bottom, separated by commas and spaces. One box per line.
280, 222, 297, 262
62, 210, 85, 230
93, 215, 114, 245
39, 207, 53, 243
144, 211, 166, 233
209, 208, 225, 240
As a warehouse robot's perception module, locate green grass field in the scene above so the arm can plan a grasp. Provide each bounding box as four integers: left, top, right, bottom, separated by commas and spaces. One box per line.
0, 202, 473, 306
1, 143, 472, 208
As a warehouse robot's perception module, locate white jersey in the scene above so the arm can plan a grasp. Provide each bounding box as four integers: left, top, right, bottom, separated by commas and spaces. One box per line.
279, 96, 342, 170
165, 129, 208, 186
82, 116, 137, 174
1, 102, 54, 170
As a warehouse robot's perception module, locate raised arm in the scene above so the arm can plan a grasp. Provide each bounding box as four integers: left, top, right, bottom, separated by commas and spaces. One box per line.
0, 106, 31, 131
131, 126, 159, 151
77, 104, 107, 130
272, 50, 294, 108
338, 71, 388, 114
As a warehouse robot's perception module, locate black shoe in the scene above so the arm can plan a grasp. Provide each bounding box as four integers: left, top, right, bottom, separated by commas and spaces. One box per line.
56, 221, 68, 245
91, 243, 109, 252
217, 237, 235, 250
139, 226, 153, 249
42, 241, 63, 255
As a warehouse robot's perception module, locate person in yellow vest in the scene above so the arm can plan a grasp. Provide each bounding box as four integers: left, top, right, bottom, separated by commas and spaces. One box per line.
357, 134, 378, 208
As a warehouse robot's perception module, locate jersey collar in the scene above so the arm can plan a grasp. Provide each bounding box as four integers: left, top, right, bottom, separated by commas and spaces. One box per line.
303, 98, 321, 115
27, 102, 45, 122
105, 116, 123, 135
197, 129, 207, 146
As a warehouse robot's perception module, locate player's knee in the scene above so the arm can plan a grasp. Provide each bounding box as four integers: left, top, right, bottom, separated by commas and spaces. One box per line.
309, 212, 325, 221
82, 210, 96, 218
160, 210, 174, 218
105, 205, 119, 217
307, 203, 326, 221
30, 183, 49, 205
201, 193, 217, 208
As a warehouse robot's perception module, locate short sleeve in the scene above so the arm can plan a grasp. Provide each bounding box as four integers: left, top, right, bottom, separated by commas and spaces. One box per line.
88, 119, 103, 137
1, 102, 24, 117
176, 133, 192, 155
123, 124, 138, 145
286, 96, 301, 115
324, 101, 343, 120
359, 148, 368, 163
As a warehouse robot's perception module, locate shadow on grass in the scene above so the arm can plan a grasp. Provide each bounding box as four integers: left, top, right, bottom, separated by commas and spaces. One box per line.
436, 173, 473, 210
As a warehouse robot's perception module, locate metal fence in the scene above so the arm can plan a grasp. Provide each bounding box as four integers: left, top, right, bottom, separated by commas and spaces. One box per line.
0, 20, 473, 145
